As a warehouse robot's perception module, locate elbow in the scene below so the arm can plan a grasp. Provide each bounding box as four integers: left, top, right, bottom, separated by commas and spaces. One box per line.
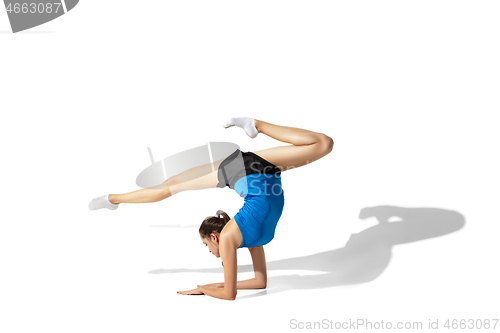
256, 278, 267, 289
227, 291, 237, 301
224, 288, 237, 300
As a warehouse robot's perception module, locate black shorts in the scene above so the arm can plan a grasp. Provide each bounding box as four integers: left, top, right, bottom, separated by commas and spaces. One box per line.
216, 149, 281, 190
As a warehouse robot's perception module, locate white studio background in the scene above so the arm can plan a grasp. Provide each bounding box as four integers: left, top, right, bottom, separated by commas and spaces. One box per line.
1, 1, 499, 333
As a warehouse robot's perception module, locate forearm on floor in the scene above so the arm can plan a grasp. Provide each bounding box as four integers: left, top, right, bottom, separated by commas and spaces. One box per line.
213, 277, 266, 290
199, 285, 236, 301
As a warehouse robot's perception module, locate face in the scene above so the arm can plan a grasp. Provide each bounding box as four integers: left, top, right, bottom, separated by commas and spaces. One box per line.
201, 232, 220, 258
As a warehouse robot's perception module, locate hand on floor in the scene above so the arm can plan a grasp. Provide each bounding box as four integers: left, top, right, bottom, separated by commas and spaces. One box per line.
177, 287, 204, 295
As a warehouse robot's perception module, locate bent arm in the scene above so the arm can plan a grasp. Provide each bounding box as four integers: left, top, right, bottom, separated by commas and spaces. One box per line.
248, 246, 267, 288
199, 229, 238, 300
202, 246, 267, 290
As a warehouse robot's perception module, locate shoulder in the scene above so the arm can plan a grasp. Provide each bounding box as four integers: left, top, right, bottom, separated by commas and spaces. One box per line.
220, 218, 243, 249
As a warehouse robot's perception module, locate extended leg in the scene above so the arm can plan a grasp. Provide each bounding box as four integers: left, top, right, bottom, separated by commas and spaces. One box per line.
108, 183, 172, 205
90, 153, 227, 210
106, 161, 222, 205
251, 119, 333, 172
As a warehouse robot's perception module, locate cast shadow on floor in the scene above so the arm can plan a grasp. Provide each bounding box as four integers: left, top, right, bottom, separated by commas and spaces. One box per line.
149, 205, 465, 299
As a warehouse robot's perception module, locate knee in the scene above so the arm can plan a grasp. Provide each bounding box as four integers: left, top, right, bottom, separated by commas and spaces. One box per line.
160, 187, 172, 200
150, 186, 171, 201
164, 176, 181, 196
319, 134, 334, 155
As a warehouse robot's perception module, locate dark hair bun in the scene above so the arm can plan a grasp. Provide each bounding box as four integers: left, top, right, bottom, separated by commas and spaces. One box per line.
199, 210, 231, 238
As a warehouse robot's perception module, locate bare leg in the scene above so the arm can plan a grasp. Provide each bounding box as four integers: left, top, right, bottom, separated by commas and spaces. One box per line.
251, 119, 334, 172
108, 184, 172, 205
108, 161, 222, 205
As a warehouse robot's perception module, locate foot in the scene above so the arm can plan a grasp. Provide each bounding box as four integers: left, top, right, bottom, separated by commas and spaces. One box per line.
222, 117, 259, 139
89, 194, 119, 211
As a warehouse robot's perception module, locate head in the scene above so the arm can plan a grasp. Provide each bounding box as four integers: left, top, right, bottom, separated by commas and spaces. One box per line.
199, 210, 231, 258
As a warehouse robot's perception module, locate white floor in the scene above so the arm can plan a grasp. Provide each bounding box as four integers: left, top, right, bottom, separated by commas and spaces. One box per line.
1, 1, 499, 333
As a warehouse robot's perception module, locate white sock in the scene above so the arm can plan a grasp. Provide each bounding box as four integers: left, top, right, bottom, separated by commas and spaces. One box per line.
89, 194, 119, 211
223, 117, 259, 139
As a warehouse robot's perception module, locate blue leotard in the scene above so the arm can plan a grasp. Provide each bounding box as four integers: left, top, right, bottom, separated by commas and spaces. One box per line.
216, 149, 285, 248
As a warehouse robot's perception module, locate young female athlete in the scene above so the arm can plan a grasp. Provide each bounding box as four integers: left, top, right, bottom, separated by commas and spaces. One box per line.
89, 117, 334, 300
